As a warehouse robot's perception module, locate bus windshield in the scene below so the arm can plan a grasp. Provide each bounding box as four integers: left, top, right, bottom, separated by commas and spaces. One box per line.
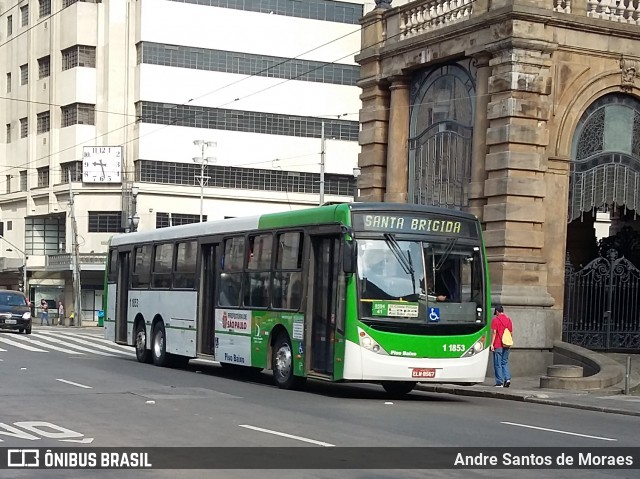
356, 237, 484, 324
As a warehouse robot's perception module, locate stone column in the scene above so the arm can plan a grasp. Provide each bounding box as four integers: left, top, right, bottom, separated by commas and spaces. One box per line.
384, 77, 410, 203
468, 53, 492, 221
356, 9, 390, 202
484, 38, 557, 374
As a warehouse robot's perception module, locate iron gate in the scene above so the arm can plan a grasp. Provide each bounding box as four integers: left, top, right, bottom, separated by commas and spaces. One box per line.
563, 249, 640, 351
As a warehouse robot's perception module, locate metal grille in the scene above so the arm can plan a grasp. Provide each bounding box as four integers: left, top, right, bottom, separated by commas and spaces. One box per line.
410, 123, 472, 208
563, 250, 640, 351
569, 93, 640, 221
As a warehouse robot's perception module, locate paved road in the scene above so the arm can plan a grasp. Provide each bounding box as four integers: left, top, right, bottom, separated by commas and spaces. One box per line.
1, 329, 639, 479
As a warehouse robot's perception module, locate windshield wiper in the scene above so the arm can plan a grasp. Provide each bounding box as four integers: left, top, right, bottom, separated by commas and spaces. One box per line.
383, 233, 415, 281
434, 237, 458, 271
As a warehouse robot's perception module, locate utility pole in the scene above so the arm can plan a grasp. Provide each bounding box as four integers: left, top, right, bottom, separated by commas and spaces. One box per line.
68, 171, 82, 328
192, 140, 216, 222
320, 121, 325, 205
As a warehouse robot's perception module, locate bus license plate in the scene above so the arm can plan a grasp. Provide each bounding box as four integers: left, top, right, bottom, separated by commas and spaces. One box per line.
412, 368, 435, 378
5, 319, 16, 324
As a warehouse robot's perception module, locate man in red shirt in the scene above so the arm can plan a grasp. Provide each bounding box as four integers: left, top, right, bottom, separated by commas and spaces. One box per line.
490, 305, 513, 387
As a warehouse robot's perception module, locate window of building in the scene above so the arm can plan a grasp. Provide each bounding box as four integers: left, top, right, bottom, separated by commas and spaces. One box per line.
20, 64, 28, 85
151, 243, 173, 289
37, 166, 49, 187
132, 245, 151, 289
61, 161, 82, 183
155, 212, 205, 228
6, 221, 12, 231
20, 5, 29, 26
6, 175, 11, 194
39, 0, 51, 17
63, 0, 102, 7
62, 45, 96, 71
6, 72, 11, 93
272, 232, 303, 310
61, 103, 95, 127
7, 15, 12, 36
6, 123, 11, 144
19, 117, 28, 138
20, 171, 27, 191
25, 215, 66, 255
137, 160, 355, 196
245, 233, 272, 308
218, 236, 245, 307
173, 241, 197, 289
37, 111, 50, 134
88, 211, 121, 233
38, 56, 50, 79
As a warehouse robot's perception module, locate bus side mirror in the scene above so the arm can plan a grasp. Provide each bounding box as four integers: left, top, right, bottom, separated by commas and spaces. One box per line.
343, 239, 356, 274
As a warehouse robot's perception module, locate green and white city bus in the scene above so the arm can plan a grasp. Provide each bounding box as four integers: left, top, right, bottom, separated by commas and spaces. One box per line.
104, 202, 490, 395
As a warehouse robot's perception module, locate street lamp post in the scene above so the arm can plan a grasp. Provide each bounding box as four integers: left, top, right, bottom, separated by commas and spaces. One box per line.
1, 236, 28, 295
128, 186, 140, 232
192, 140, 217, 222
352, 167, 361, 201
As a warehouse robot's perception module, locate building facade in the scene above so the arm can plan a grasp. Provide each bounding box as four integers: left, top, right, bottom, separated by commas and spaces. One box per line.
0, 0, 367, 322
357, 0, 640, 373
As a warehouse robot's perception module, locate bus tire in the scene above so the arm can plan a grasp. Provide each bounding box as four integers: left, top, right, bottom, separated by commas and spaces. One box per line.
152, 322, 168, 367
135, 322, 151, 364
381, 381, 416, 397
272, 333, 305, 390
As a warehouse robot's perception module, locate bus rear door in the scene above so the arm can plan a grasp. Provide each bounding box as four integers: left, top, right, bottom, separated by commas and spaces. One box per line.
115, 250, 130, 344
197, 242, 218, 356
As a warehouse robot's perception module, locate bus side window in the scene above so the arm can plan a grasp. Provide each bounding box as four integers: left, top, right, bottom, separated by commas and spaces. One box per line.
132, 245, 151, 289
244, 233, 272, 308
218, 237, 244, 307
151, 243, 173, 289
272, 232, 303, 310
174, 241, 197, 289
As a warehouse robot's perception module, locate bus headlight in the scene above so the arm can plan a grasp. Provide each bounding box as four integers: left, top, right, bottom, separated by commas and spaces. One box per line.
358, 327, 388, 355
461, 336, 485, 358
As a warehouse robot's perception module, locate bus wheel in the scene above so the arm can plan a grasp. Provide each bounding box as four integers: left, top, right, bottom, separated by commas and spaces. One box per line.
272, 334, 305, 390
135, 322, 151, 363
152, 322, 168, 367
382, 381, 416, 397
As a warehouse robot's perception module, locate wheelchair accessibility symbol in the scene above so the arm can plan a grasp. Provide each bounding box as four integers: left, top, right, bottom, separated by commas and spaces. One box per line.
428, 307, 441, 322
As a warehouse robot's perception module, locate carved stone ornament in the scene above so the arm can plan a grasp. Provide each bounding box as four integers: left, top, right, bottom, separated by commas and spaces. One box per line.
375, 0, 392, 9
620, 56, 638, 92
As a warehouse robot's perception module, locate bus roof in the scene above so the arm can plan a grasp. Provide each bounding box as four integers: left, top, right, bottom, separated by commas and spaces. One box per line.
108, 202, 478, 247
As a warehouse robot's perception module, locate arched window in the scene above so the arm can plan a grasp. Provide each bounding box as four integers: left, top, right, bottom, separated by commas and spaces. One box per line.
409, 62, 475, 208
569, 94, 640, 221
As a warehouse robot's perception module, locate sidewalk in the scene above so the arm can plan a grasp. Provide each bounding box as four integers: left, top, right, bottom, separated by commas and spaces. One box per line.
417, 353, 640, 417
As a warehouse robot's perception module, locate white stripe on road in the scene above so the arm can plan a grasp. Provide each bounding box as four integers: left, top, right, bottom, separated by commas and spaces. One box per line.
56, 378, 92, 389
8, 336, 86, 355
0, 336, 48, 352
238, 425, 335, 447
31, 334, 115, 356
501, 422, 617, 441
0, 346, 6, 351
40, 331, 133, 351
35, 331, 135, 356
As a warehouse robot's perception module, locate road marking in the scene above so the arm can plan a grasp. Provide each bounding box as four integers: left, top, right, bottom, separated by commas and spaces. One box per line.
31, 334, 115, 357
60, 437, 94, 444
42, 331, 133, 351
501, 422, 617, 441
37, 331, 135, 356
56, 379, 92, 389
9, 336, 86, 355
238, 425, 335, 447
0, 336, 48, 352
0, 346, 6, 351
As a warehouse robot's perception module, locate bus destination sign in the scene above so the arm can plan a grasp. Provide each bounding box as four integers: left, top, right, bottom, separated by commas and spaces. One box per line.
352, 213, 477, 238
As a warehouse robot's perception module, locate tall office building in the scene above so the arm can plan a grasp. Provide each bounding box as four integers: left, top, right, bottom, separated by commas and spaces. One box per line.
0, 0, 366, 321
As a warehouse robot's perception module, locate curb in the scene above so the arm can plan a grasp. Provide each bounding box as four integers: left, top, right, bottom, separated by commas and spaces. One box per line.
416, 384, 640, 417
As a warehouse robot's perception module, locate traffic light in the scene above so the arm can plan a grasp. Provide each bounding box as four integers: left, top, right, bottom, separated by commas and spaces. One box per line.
18, 265, 24, 276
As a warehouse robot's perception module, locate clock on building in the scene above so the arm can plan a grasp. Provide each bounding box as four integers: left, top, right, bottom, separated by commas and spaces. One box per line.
82, 146, 122, 183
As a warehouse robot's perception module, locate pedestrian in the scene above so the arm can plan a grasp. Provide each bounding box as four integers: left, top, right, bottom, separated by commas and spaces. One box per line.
490, 304, 513, 388
58, 301, 65, 327
40, 299, 50, 326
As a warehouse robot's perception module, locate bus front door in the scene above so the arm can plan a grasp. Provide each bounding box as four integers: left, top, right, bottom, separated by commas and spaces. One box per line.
308, 235, 340, 376
197, 243, 217, 356
115, 251, 130, 344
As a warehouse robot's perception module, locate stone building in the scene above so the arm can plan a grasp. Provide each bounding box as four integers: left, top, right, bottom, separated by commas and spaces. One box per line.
356, 0, 640, 373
